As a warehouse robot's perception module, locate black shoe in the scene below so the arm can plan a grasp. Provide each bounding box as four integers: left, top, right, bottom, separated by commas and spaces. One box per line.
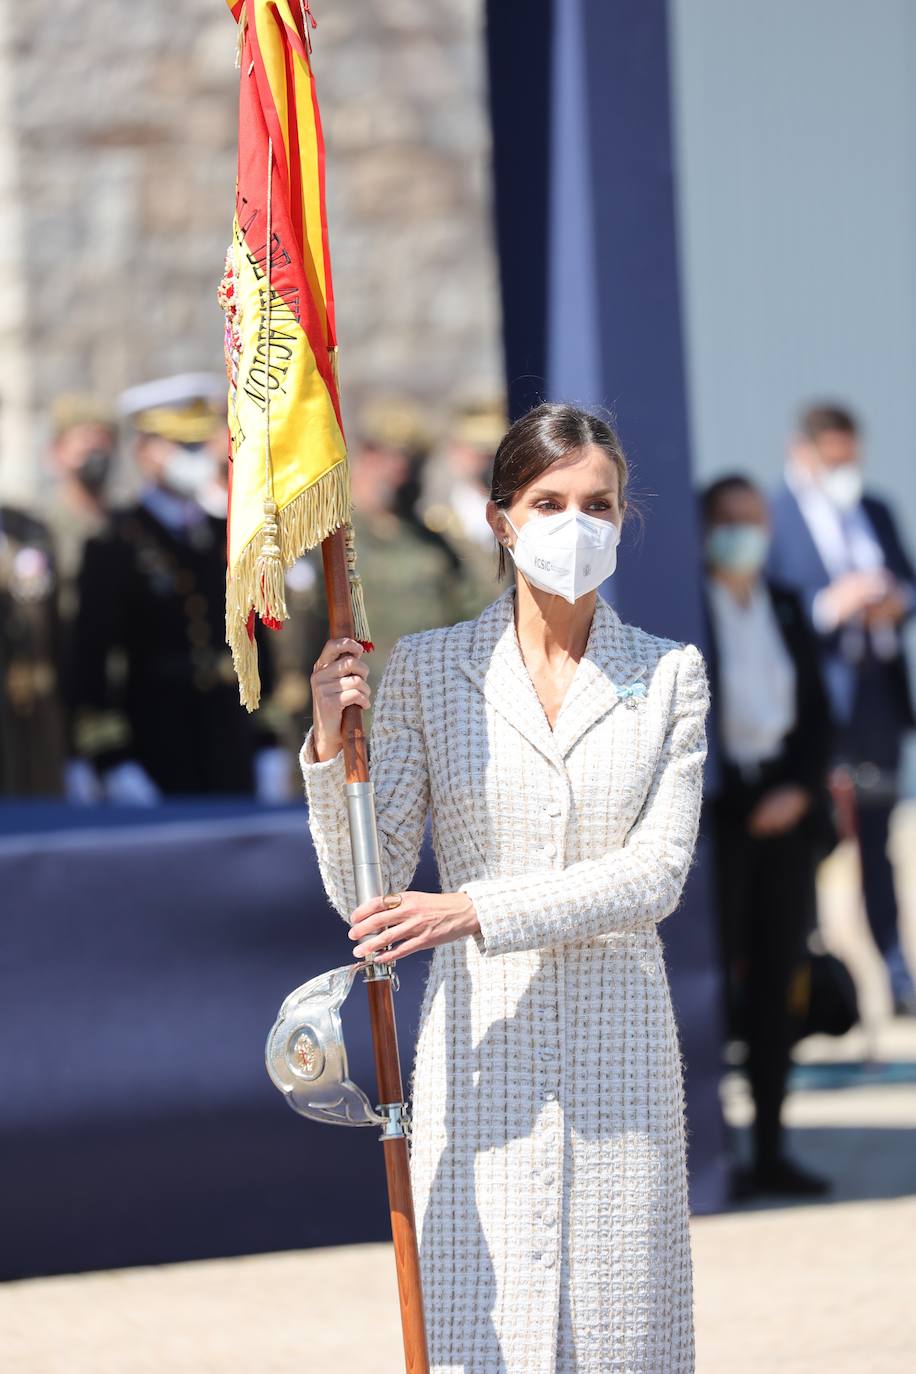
752, 1156, 832, 1197
892, 989, 916, 1018
727, 1166, 758, 1203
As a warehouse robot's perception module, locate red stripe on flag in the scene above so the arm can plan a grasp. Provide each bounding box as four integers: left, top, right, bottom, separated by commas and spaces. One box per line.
281, 17, 308, 64
242, 15, 343, 432
278, 7, 305, 271
305, 35, 338, 350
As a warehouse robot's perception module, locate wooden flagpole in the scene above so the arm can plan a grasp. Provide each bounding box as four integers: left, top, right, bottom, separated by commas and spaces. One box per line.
320, 525, 430, 1374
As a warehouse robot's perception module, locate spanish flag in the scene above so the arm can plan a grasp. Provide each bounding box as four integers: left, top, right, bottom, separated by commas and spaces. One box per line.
221, 0, 368, 709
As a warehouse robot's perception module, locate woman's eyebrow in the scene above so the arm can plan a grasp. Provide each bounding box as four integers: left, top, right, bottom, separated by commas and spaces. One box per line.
527, 486, 617, 499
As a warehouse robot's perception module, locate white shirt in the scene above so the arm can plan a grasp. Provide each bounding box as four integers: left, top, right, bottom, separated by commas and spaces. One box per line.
785, 460, 884, 582
708, 579, 797, 767
784, 460, 899, 661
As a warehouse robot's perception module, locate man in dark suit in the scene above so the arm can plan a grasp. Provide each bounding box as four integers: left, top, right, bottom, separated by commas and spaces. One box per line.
703, 474, 833, 1196
767, 403, 916, 1014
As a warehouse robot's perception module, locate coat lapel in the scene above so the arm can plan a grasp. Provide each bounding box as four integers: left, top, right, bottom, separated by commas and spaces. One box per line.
550, 594, 645, 759
458, 589, 645, 767
458, 589, 562, 769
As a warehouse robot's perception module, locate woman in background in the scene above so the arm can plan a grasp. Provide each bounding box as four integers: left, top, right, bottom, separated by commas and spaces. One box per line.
702, 474, 832, 1198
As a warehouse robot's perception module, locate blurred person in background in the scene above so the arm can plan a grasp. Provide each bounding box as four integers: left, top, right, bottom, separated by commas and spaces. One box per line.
768, 403, 916, 1015
275, 397, 472, 739
0, 499, 65, 796
367, 395, 472, 603
69, 373, 286, 803
46, 393, 120, 802
45, 393, 118, 626
702, 475, 833, 1197
0, 394, 121, 797
420, 394, 511, 617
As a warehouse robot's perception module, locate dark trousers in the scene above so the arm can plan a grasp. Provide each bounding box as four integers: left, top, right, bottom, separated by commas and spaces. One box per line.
837, 655, 911, 998
858, 801, 910, 996
711, 769, 820, 1167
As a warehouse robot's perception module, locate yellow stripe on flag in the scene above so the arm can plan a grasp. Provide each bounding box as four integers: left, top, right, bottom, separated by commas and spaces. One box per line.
221, 0, 356, 710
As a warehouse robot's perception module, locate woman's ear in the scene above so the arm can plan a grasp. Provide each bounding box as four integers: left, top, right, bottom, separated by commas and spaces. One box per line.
485, 499, 510, 545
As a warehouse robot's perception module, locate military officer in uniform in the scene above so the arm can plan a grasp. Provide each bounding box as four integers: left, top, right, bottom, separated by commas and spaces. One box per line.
69, 374, 283, 801
0, 504, 66, 795
0, 393, 120, 797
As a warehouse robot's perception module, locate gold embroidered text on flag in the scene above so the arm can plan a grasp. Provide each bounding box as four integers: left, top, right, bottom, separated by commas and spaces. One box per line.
220, 0, 370, 709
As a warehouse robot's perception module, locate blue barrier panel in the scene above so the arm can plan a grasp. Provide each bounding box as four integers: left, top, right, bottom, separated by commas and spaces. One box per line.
0, 804, 435, 1278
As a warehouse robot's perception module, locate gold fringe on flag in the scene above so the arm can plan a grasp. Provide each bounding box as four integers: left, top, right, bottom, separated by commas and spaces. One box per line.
234, 2, 248, 68
254, 499, 288, 624
344, 521, 372, 648
226, 460, 353, 710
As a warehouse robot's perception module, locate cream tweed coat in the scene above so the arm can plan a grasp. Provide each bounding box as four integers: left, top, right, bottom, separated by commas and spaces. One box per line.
301, 586, 709, 1374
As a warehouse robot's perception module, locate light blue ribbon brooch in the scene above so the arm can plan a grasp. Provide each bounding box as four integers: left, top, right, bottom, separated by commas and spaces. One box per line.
615, 681, 647, 710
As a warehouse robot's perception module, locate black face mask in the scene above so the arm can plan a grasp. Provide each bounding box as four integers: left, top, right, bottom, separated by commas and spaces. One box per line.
76, 448, 113, 494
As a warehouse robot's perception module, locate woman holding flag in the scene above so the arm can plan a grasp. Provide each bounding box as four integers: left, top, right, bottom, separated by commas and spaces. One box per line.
302, 403, 708, 1373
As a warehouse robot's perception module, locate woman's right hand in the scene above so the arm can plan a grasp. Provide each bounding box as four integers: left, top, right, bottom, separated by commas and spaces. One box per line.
310, 637, 371, 761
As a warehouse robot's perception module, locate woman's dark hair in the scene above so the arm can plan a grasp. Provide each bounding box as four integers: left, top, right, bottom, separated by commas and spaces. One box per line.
489, 403, 628, 577
699, 472, 759, 528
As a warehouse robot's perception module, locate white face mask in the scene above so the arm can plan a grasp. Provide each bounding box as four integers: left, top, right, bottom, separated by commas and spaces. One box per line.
503, 508, 620, 604
161, 445, 218, 500
818, 462, 863, 512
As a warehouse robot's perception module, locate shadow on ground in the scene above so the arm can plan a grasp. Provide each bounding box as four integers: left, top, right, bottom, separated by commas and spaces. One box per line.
725, 1123, 916, 1212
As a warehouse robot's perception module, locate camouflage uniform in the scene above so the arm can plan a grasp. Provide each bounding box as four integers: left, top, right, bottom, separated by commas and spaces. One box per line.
280, 509, 473, 738
419, 395, 510, 621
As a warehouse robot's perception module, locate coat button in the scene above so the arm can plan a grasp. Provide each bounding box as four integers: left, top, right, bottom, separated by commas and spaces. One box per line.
542, 1089, 557, 1102
542, 1253, 556, 1267
541, 842, 557, 858
546, 801, 562, 817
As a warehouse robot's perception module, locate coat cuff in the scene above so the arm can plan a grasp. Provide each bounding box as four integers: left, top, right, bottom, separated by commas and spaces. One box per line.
458, 879, 515, 957
299, 727, 348, 823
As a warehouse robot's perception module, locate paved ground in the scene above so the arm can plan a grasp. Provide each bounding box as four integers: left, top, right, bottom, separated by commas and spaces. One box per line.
3, 814, 916, 1372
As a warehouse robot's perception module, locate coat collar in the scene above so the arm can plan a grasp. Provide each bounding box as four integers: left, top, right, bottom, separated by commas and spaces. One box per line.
458, 587, 648, 765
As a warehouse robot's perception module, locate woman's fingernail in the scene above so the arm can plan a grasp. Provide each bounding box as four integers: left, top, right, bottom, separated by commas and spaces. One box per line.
353, 946, 365, 957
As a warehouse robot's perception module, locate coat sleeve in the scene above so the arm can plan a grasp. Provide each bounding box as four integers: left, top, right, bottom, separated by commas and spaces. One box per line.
460, 643, 710, 956
867, 496, 916, 610
299, 634, 431, 922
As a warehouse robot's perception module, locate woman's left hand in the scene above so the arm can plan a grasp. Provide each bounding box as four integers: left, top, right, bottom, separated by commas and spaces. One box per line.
348, 890, 480, 963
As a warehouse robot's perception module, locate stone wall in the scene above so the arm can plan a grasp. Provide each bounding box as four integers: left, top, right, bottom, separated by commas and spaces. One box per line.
0, 0, 502, 499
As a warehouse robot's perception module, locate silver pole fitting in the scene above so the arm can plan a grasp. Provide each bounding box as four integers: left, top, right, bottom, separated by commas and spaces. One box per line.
376, 1100, 411, 1141
345, 780, 384, 907
362, 963, 400, 991
345, 780, 402, 985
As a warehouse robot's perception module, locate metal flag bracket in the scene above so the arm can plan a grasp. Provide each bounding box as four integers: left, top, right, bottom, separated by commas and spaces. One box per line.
266, 959, 408, 1136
